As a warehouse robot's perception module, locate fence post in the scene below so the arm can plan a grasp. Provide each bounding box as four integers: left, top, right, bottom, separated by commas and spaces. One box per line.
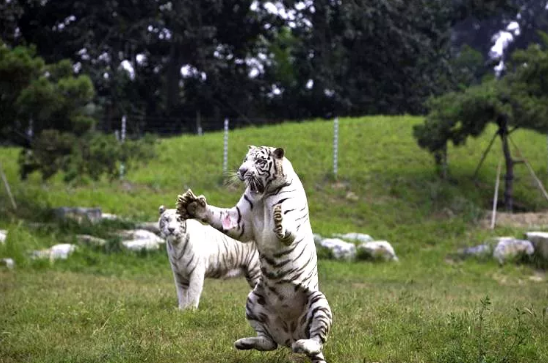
120, 115, 126, 179
223, 118, 229, 174
196, 110, 203, 136
333, 117, 339, 179
0, 162, 17, 210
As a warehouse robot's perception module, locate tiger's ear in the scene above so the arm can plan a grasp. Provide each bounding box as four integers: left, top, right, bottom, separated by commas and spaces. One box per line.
159, 205, 165, 215
248, 145, 256, 150
273, 147, 285, 159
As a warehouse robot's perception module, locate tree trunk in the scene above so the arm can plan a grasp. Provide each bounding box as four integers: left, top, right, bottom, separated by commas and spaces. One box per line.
500, 119, 514, 212
434, 144, 448, 179
166, 42, 181, 112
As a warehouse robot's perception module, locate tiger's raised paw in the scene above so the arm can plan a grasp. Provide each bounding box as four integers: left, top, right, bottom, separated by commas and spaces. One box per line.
273, 204, 292, 246
176, 189, 207, 220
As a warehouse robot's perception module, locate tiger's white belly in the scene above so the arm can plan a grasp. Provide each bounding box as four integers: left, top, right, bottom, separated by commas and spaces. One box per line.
250, 203, 287, 255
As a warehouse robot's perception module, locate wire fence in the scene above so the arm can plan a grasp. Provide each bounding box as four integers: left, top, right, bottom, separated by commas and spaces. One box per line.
2, 115, 342, 179
96, 115, 286, 138
103, 115, 342, 179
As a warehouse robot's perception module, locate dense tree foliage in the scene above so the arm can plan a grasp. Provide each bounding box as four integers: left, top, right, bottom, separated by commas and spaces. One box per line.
0, 0, 527, 132
414, 33, 548, 211
0, 42, 155, 181
278, 0, 515, 117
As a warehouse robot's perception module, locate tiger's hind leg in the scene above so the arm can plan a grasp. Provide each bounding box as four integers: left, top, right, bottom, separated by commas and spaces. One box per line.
292, 290, 332, 361
234, 286, 278, 351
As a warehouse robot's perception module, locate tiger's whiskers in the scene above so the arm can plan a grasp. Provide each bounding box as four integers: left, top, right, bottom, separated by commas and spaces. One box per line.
223, 170, 241, 188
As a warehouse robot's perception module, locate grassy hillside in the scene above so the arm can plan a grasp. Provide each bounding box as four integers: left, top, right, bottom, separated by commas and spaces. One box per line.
1, 116, 547, 363
2, 116, 548, 249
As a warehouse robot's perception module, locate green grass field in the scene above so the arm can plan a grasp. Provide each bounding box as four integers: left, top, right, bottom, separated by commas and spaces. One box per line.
1, 116, 547, 362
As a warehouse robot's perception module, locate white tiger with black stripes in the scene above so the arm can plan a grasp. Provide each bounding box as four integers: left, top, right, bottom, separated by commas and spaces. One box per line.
177, 146, 332, 363
158, 206, 261, 310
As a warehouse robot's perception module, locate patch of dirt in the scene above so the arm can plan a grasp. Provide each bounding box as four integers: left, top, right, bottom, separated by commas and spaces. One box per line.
121, 181, 135, 191
492, 270, 546, 286
345, 191, 359, 201
331, 180, 349, 190
529, 270, 546, 282
480, 211, 548, 229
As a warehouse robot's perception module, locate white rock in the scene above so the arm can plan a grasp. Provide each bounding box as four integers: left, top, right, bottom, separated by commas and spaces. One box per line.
118, 229, 164, 244
525, 232, 548, 261
493, 238, 534, 264
50, 244, 77, 260
457, 244, 492, 258
31, 243, 77, 260
30, 249, 52, 260
1, 258, 15, 269
122, 239, 161, 251
333, 232, 374, 243
357, 241, 399, 261
320, 238, 356, 261
0, 229, 7, 244
53, 207, 102, 224
136, 222, 161, 235
101, 213, 120, 220
76, 234, 107, 246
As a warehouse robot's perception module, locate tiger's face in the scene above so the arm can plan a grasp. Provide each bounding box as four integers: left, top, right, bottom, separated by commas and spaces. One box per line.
238, 146, 285, 194
158, 206, 186, 241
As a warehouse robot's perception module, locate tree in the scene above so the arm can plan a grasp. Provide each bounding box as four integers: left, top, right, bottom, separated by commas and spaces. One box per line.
0, 0, 519, 125
1, 0, 287, 130
453, 0, 548, 74
413, 33, 548, 211
0, 41, 155, 181
451, 44, 490, 89
269, 0, 516, 119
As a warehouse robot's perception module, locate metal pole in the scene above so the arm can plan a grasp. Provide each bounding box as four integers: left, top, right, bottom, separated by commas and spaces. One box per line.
120, 115, 126, 179
333, 117, 339, 178
121, 115, 126, 142
223, 118, 229, 174
0, 162, 17, 210
196, 110, 203, 136
490, 159, 502, 229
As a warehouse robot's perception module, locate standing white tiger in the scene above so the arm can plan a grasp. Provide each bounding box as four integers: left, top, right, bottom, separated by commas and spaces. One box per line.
177, 146, 332, 363
158, 206, 261, 310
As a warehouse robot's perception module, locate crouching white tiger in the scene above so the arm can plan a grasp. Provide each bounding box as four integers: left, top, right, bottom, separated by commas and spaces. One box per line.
177, 146, 332, 363
158, 206, 261, 310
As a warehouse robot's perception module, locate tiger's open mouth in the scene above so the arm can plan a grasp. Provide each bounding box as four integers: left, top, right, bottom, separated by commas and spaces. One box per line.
245, 177, 265, 194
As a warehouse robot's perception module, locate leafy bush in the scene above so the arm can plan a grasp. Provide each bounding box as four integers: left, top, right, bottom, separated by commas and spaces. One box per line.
1, 41, 156, 183
23, 131, 157, 182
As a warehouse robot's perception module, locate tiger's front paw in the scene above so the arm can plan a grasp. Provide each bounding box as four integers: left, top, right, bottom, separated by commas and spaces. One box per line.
273, 204, 292, 245
176, 189, 207, 220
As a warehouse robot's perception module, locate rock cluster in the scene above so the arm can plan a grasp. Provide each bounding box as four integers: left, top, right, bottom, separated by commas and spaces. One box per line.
457, 231, 548, 264
1, 208, 167, 268
315, 232, 398, 262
